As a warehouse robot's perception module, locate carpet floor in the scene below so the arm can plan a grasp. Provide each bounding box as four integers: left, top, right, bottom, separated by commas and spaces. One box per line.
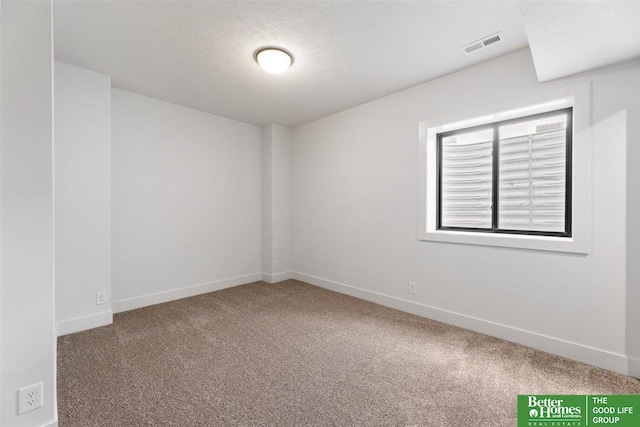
58, 280, 640, 426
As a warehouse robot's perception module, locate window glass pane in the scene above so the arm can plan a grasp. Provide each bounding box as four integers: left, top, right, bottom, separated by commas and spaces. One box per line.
440, 128, 493, 229
498, 114, 567, 232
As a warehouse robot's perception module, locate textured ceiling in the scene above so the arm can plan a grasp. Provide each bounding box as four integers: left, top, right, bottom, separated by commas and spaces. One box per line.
520, 0, 640, 82
54, 1, 529, 127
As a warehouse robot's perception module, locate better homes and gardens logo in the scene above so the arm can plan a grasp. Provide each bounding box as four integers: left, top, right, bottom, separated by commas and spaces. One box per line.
521, 395, 584, 426
518, 395, 640, 427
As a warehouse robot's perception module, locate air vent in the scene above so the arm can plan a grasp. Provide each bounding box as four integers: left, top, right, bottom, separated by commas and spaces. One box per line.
482, 34, 502, 46
462, 32, 504, 54
464, 42, 484, 54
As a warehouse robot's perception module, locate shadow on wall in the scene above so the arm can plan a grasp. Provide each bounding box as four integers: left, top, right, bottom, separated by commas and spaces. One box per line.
592, 108, 639, 378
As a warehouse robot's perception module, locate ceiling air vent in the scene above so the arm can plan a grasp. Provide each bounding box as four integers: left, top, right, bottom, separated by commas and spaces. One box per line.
462, 32, 504, 54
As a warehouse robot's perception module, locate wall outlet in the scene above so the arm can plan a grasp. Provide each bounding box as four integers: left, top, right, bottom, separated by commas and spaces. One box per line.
96, 291, 107, 305
408, 282, 416, 295
273, 260, 279, 270
18, 383, 42, 415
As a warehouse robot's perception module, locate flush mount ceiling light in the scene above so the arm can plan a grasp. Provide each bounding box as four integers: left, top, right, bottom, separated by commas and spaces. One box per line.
255, 47, 293, 74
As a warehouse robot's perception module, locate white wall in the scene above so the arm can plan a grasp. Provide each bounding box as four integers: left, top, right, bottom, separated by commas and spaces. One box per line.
625, 59, 640, 376
54, 62, 112, 336
111, 89, 262, 312
261, 126, 273, 275
1, 1, 57, 426
261, 124, 293, 283
292, 49, 638, 375
271, 125, 293, 278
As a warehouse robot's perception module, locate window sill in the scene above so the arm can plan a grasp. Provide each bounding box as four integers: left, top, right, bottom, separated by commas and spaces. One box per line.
420, 229, 588, 254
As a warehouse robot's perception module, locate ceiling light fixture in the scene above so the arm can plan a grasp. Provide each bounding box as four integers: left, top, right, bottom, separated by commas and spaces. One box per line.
255, 47, 293, 74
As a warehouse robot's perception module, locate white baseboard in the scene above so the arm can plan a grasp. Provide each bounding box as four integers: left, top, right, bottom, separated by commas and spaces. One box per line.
293, 272, 630, 376
112, 273, 262, 313
56, 310, 113, 337
41, 419, 58, 427
262, 271, 293, 284
629, 357, 640, 379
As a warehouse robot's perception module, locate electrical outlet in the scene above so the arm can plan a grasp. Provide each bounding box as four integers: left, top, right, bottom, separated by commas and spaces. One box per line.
96, 291, 107, 305
408, 282, 416, 295
273, 260, 279, 270
18, 383, 42, 415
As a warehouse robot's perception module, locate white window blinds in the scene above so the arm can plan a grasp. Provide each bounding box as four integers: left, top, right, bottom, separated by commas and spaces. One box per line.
440, 129, 493, 229
437, 109, 570, 236
498, 114, 568, 233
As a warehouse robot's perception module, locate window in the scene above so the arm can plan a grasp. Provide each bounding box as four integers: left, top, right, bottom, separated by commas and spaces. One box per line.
436, 108, 572, 237
420, 86, 591, 253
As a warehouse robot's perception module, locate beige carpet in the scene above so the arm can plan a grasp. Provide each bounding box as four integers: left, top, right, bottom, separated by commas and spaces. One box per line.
58, 280, 640, 426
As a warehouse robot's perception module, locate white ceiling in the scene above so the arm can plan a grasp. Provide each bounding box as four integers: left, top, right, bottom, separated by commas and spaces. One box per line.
54, 1, 640, 128
54, 1, 529, 127
520, 0, 640, 82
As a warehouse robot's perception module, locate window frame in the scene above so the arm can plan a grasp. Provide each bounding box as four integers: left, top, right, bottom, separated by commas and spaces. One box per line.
419, 84, 591, 255
435, 108, 573, 238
